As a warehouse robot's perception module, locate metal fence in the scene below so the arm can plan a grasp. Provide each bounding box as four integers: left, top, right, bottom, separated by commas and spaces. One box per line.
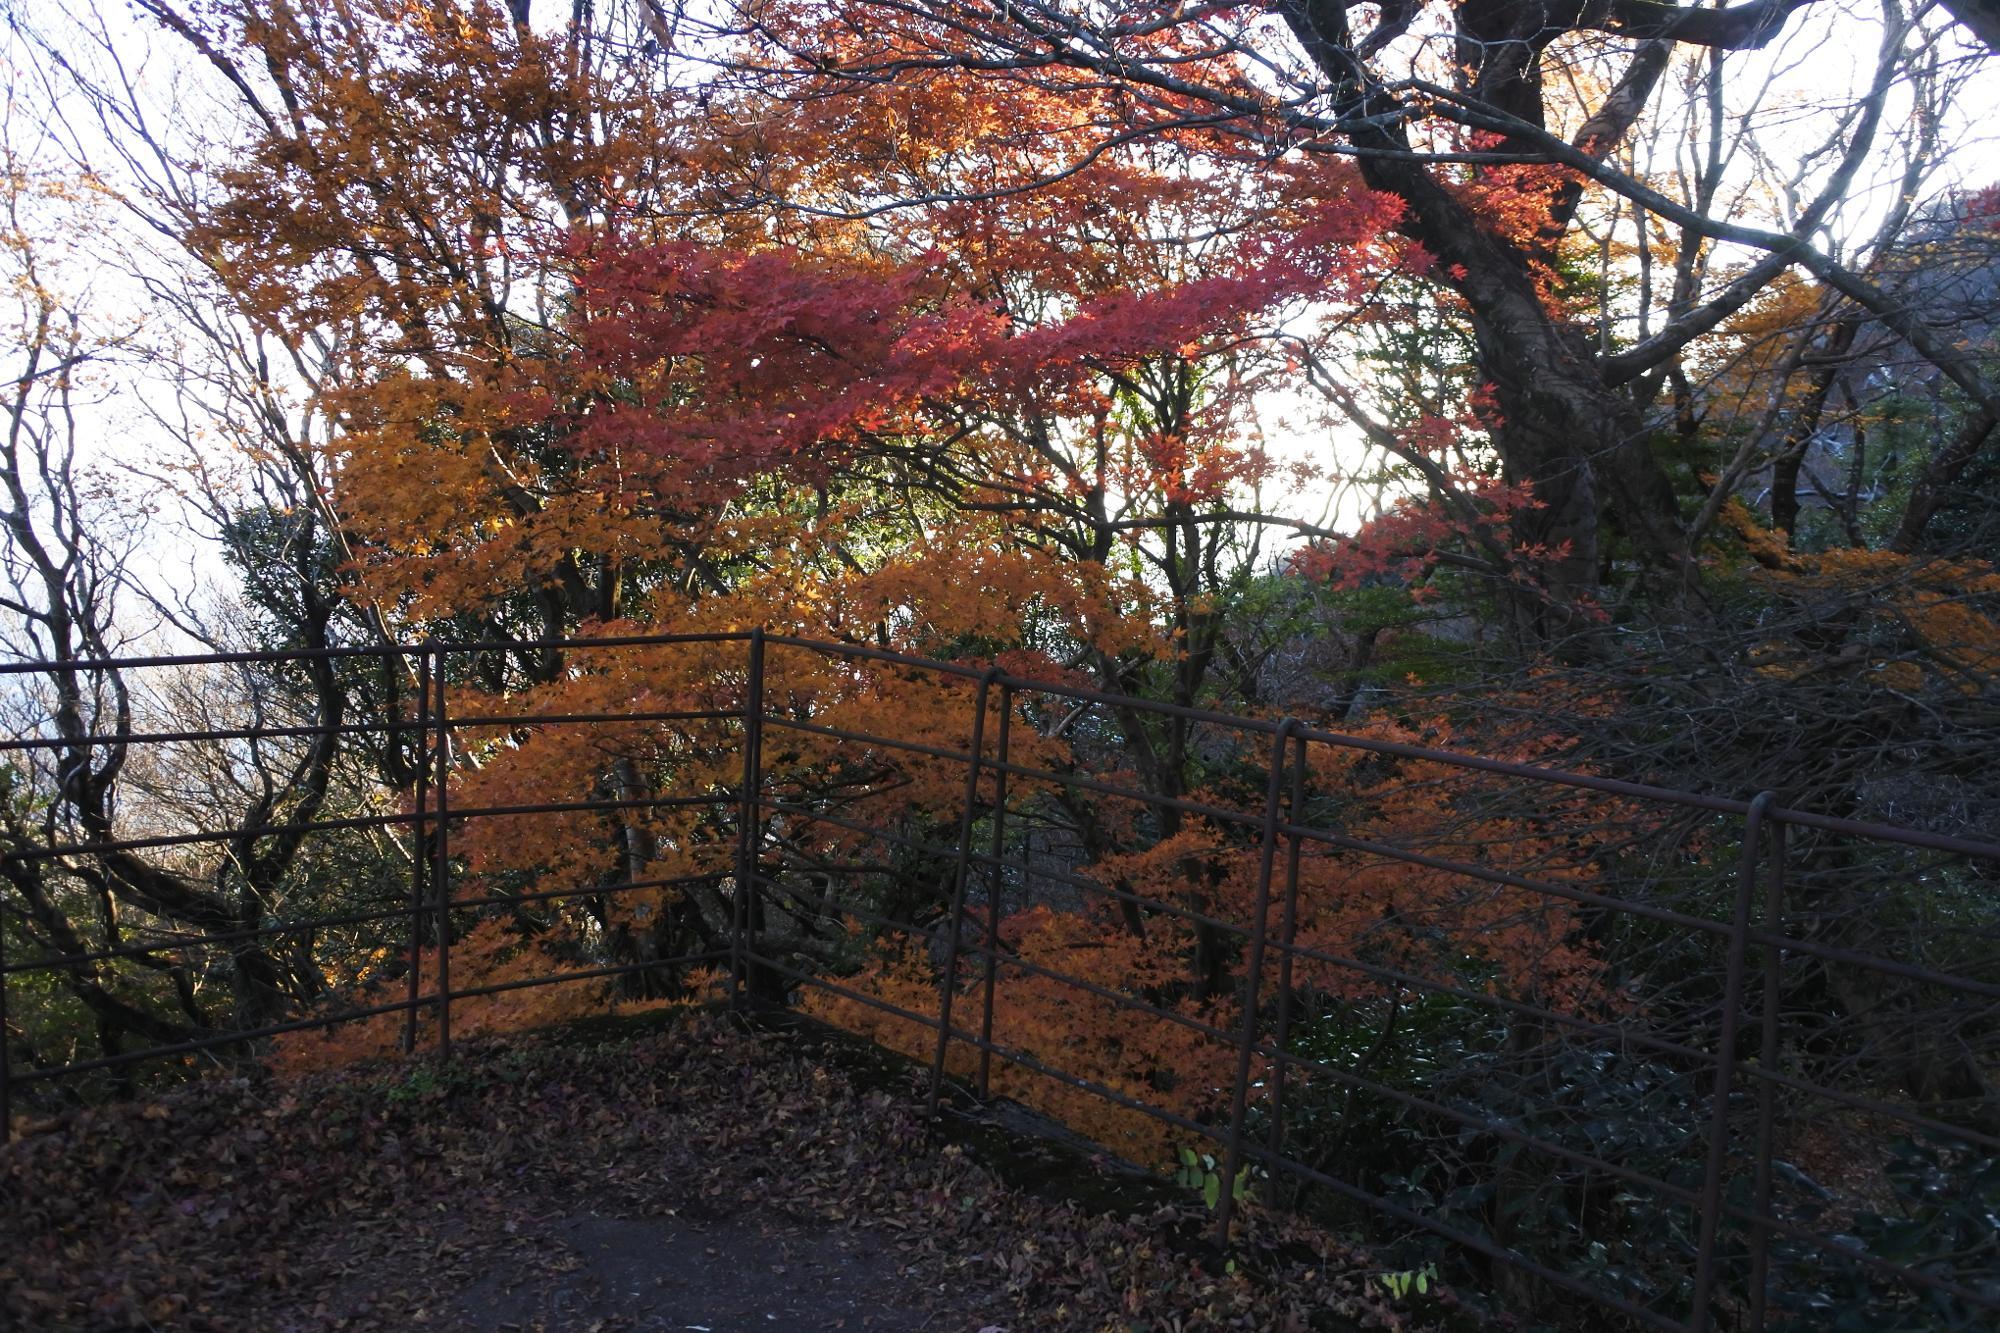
2, 630, 1996, 1332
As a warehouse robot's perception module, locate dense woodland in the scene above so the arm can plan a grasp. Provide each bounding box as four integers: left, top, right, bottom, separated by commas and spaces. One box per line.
2, 1, 1998, 1327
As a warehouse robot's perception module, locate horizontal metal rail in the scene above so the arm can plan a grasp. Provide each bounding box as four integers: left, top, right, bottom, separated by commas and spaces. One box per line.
12, 627, 1995, 857
765, 873, 1708, 1213
773, 634, 2000, 856
761, 782, 1997, 1008
2, 870, 732, 977
758, 818, 1721, 1064
9, 949, 730, 1085
11, 793, 735, 863
770, 852, 2000, 1155
747, 944, 1690, 1330
5, 628, 1995, 1333
0, 707, 737, 754
0, 630, 754, 676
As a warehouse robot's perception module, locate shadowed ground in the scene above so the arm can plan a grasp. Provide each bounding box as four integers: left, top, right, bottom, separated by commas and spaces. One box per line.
1, 1009, 1448, 1331
452, 1212, 973, 1331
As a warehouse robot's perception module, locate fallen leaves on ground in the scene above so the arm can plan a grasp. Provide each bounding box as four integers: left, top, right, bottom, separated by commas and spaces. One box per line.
1, 1011, 1452, 1331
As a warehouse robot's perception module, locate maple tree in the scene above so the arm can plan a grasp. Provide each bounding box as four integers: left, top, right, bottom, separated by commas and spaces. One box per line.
672, 0, 2000, 620
56, 0, 1415, 1070
806, 700, 1618, 1166
4, 4, 1997, 1324
0, 0, 1976, 1099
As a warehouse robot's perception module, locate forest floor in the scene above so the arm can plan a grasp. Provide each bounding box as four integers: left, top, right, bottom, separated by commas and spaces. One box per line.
0, 1008, 1461, 1332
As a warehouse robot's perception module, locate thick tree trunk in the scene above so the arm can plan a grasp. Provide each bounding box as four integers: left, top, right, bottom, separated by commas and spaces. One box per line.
1288, 2, 1688, 620
1889, 408, 1998, 554
1378, 176, 1687, 611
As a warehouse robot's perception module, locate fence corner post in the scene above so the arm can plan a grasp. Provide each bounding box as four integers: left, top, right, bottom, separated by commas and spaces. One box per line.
404, 648, 430, 1056
1215, 718, 1301, 1251
977, 683, 1014, 1101
731, 627, 766, 1011
1265, 729, 1309, 1173
927, 668, 997, 1120
430, 642, 453, 1059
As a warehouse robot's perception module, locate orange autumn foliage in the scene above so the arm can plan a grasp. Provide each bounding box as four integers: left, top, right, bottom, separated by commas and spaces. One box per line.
171, 5, 1609, 1144
806, 704, 1612, 1169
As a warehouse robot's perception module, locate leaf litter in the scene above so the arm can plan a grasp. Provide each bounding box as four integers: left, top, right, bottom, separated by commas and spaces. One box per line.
1, 1012, 1458, 1331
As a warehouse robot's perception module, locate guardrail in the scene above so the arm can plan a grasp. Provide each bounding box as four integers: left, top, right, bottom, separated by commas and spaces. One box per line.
3, 629, 1995, 1331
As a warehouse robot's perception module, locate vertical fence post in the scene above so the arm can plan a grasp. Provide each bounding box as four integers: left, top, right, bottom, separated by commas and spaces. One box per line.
1690, 790, 1776, 1332
730, 628, 766, 1009
1215, 719, 1300, 1250
1265, 732, 1309, 1170
1747, 818, 1788, 1332
976, 685, 1013, 1101
404, 650, 430, 1055
1, 871, 12, 1142
431, 646, 453, 1059
927, 669, 996, 1119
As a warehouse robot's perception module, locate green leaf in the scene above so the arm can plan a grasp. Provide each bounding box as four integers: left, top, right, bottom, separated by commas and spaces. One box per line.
1203, 1175, 1220, 1209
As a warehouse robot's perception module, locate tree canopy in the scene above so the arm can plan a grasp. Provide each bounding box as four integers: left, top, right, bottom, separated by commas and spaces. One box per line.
2, 2, 1997, 1324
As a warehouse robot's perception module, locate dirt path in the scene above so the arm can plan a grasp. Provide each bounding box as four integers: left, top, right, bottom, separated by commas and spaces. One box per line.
3, 1011, 1427, 1332
452, 1211, 989, 1332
